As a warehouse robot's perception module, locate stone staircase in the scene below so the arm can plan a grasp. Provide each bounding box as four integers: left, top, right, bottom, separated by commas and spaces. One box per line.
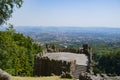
73, 65, 87, 79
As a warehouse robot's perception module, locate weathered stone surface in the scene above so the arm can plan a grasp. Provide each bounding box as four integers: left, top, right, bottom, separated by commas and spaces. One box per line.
0, 69, 11, 80
43, 52, 88, 66
73, 65, 87, 79
34, 52, 89, 78
34, 44, 92, 79
34, 55, 76, 76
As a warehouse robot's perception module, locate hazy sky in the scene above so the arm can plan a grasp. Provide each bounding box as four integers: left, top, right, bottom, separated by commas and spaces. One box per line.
8, 0, 120, 27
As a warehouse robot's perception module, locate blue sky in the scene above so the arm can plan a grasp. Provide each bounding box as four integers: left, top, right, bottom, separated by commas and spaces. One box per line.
8, 0, 120, 27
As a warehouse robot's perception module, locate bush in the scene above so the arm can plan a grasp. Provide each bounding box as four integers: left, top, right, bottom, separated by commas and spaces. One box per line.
60, 72, 72, 79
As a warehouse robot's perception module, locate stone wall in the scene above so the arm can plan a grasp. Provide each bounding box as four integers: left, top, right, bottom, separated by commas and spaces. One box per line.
34, 55, 76, 76
79, 44, 93, 73
34, 44, 92, 79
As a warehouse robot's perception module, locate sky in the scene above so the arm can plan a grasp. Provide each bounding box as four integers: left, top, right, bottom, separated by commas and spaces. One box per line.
8, 0, 120, 27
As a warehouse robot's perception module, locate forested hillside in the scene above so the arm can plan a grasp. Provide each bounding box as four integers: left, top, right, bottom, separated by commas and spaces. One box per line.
0, 25, 42, 76
15, 26, 120, 75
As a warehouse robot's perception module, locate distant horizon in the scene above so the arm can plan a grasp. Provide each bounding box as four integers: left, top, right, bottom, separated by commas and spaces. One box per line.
2, 25, 120, 29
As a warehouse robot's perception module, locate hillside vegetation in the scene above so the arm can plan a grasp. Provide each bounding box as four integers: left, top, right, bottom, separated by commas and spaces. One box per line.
0, 25, 42, 76
93, 49, 120, 75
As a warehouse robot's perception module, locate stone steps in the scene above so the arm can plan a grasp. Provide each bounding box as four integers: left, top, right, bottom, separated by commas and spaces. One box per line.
73, 65, 87, 79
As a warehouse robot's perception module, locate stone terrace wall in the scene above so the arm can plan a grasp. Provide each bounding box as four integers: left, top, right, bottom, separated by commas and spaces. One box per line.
34, 55, 76, 76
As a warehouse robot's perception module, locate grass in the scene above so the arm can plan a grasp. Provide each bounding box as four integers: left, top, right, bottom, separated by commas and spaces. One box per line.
12, 76, 73, 80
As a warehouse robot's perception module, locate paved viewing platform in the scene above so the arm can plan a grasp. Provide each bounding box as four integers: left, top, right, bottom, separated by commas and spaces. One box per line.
43, 52, 88, 66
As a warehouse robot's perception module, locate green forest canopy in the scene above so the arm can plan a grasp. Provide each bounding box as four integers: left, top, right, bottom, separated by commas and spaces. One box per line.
0, 25, 42, 76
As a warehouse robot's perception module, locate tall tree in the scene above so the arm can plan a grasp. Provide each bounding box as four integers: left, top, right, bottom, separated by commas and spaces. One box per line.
0, 0, 23, 25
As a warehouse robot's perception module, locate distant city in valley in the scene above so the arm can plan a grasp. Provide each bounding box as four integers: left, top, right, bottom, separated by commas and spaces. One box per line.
12, 26, 120, 53
14, 27, 120, 42
1, 26, 120, 53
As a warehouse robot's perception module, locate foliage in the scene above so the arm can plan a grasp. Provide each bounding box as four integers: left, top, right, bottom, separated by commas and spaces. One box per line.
93, 49, 120, 75
0, 0, 23, 25
0, 25, 42, 76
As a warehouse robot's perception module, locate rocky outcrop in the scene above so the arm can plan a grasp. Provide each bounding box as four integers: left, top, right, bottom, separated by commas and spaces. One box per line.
0, 69, 11, 80
79, 72, 120, 80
